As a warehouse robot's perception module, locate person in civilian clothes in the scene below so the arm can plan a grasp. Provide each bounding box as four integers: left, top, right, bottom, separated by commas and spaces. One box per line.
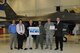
54, 17, 64, 51
44, 18, 55, 50
24, 20, 34, 50
16, 19, 25, 50
8, 20, 17, 50
35, 21, 45, 49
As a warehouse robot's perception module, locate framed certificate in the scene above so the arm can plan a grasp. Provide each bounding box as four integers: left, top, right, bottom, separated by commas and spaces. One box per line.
50, 25, 55, 30
29, 27, 40, 35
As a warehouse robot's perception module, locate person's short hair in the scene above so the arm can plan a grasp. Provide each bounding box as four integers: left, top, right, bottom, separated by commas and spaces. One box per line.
19, 19, 22, 22
48, 18, 51, 19
19, 19, 22, 21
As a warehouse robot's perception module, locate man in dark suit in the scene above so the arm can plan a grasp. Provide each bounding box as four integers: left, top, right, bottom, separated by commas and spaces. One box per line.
54, 17, 64, 51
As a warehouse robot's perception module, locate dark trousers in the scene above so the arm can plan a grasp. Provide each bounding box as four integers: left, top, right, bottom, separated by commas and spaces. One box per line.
55, 36, 63, 50
17, 34, 24, 49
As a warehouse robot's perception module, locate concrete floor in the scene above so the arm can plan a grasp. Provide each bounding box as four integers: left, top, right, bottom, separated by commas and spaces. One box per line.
0, 42, 80, 53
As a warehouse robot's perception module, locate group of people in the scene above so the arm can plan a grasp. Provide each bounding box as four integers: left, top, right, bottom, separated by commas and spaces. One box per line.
9, 19, 25, 50
8, 17, 64, 51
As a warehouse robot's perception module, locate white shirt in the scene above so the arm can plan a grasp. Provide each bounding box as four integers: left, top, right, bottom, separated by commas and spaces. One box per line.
73, 24, 80, 35
57, 21, 60, 24
16, 24, 25, 34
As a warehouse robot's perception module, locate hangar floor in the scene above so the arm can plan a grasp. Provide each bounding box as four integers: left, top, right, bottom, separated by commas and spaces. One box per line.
0, 40, 80, 53
0, 34, 80, 53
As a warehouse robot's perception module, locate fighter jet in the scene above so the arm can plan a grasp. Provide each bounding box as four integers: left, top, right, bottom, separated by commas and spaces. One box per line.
0, 0, 27, 19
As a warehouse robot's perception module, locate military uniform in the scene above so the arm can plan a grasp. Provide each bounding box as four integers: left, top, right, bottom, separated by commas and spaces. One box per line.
44, 22, 55, 49
35, 25, 45, 49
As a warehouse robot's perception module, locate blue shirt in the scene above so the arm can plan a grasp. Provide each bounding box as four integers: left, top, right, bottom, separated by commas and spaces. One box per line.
8, 24, 16, 34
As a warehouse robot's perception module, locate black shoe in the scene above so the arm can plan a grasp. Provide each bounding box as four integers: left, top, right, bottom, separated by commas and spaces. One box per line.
54, 48, 58, 50
20, 48, 23, 50
24, 48, 28, 50
17, 48, 20, 50
10, 48, 13, 50
29, 48, 32, 50
60, 49, 63, 51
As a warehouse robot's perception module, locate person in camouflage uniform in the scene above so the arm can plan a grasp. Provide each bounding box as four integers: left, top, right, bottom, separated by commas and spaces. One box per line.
44, 18, 55, 50
35, 21, 45, 49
